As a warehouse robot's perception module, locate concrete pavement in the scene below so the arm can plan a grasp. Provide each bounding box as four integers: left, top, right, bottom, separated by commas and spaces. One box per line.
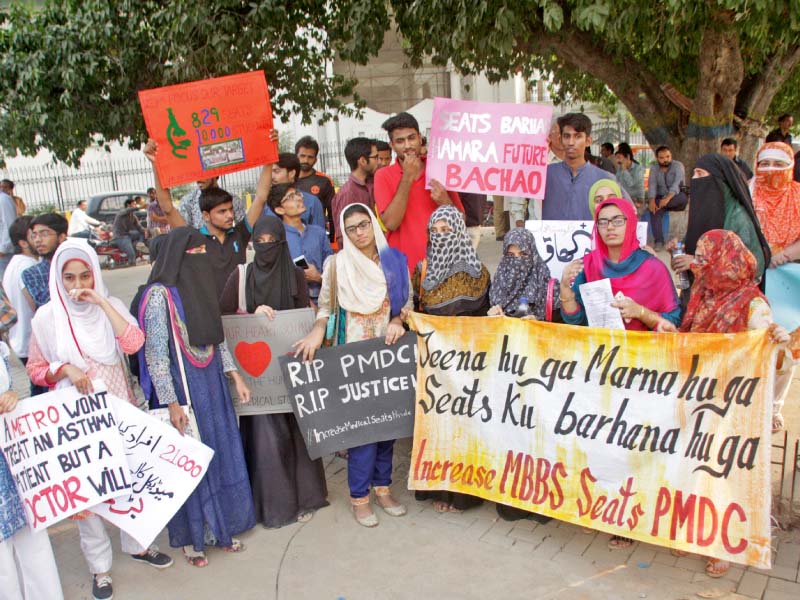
7, 228, 800, 600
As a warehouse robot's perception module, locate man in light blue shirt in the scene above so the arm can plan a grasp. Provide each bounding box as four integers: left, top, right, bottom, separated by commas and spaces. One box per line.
268, 182, 332, 302
542, 113, 630, 221
0, 187, 18, 279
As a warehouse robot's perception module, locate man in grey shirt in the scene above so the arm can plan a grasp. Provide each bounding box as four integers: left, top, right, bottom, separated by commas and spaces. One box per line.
646, 145, 687, 247
178, 177, 245, 229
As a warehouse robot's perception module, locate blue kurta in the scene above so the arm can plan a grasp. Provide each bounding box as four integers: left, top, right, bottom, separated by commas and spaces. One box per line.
140, 285, 255, 551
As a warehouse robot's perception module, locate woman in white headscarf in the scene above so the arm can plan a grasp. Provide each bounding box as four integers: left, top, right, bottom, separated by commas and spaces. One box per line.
293, 203, 411, 528
26, 239, 172, 599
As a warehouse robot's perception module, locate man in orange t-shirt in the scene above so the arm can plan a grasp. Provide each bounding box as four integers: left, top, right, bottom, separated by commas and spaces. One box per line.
373, 112, 463, 272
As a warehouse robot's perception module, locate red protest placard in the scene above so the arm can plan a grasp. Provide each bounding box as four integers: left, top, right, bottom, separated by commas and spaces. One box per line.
138, 71, 278, 188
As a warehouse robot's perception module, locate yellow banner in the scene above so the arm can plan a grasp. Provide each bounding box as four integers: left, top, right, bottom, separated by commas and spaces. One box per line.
407, 313, 775, 568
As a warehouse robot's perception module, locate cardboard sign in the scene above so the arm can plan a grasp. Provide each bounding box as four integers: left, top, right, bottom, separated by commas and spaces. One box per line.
91, 397, 214, 549
525, 219, 649, 280
1, 383, 129, 531
765, 263, 800, 332
138, 71, 278, 188
278, 332, 417, 459
408, 313, 774, 568
426, 98, 553, 197
223, 309, 316, 415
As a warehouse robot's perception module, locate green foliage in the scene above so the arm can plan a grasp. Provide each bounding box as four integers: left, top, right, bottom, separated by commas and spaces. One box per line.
26, 203, 59, 216
2, 1, 799, 166
372, 1, 800, 127
0, 0, 388, 165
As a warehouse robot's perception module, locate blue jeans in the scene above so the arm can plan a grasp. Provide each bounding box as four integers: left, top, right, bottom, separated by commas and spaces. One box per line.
648, 193, 686, 244
347, 440, 395, 499
115, 231, 143, 265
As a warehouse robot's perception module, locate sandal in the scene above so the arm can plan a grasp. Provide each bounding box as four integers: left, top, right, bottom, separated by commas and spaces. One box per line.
608, 536, 633, 550
374, 486, 407, 517
433, 501, 462, 514
221, 538, 245, 553
182, 547, 208, 568
705, 558, 730, 578
671, 549, 689, 557
772, 414, 784, 433
297, 511, 314, 524
351, 496, 378, 527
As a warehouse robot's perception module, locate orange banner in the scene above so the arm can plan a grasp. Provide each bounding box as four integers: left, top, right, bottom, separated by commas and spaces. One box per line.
407, 313, 776, 568
138, 71, 278, 187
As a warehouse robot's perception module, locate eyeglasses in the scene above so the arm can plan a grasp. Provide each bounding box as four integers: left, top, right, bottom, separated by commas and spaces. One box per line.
30, 230, 56, 240
596, 216, 627, 229
367, 154, 379, 160
280, 191, 303, 205
344, 219, 372, 235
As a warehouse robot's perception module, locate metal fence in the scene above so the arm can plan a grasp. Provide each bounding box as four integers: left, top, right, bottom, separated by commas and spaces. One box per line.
3, 120, 654, 213
2, 149, 353, 213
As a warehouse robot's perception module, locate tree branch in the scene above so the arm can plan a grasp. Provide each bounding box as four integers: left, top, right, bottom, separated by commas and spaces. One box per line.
736, 44, 800, 122
519, 27, 682, 144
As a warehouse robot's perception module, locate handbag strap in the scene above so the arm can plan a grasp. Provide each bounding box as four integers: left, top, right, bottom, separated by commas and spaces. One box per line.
162, 289, 194, 410
237, 263, 248, 313
328, 255, 338, 312
419, 259, 427, 299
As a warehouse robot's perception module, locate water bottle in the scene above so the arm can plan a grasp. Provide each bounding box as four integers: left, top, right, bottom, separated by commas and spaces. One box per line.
514, 296, 530, 318
673, 242, 690, 289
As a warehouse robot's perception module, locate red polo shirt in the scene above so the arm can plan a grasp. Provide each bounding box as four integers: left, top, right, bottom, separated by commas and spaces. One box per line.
374, 161, 463, 271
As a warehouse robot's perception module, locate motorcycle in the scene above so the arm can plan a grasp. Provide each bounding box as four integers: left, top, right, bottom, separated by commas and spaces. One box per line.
87, 227, 148, 269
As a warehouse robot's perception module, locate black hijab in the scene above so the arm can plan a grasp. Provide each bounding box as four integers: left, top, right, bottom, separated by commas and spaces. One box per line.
685, 153, 770, 291
144, 226, 224, 346
246, 216, 298, 313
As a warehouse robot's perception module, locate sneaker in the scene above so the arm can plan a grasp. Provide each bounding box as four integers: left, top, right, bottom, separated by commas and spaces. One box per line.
130, 546, 174, 569
92, 574, 113, 600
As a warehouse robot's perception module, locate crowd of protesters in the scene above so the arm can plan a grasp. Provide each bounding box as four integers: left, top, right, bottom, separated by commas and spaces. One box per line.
0, 108, 798, 598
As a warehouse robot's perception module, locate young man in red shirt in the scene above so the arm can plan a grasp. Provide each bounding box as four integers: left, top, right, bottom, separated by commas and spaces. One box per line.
373, 112, 463, 271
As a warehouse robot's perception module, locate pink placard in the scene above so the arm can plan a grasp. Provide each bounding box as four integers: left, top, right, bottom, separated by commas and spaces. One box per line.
426, 97, 553, 198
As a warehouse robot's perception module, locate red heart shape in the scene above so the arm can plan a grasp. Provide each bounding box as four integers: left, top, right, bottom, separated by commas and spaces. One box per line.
234, 341, 271, 378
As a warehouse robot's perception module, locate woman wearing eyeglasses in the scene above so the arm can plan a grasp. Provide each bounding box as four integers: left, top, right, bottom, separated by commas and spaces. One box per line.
560, 197, 681, 333
560, 198, 680, 550
293, 203, 411, 528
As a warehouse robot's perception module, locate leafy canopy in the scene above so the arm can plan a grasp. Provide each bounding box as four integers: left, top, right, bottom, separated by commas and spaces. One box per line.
0, 0, 387, 164
382, 1, 800, 120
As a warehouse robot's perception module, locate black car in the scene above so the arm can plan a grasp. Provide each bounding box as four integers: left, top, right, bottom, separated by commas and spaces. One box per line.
86, 190, 148, 228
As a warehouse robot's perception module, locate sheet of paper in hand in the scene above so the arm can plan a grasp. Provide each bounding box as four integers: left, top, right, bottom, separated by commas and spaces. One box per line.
138, 70, 278, 188
223, 308, 316, 415
1, 381, 128, 531
526, 220, 649, 280
578, 279, 626, 330
90, 397, 214, 549
278, 332, 417, 459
